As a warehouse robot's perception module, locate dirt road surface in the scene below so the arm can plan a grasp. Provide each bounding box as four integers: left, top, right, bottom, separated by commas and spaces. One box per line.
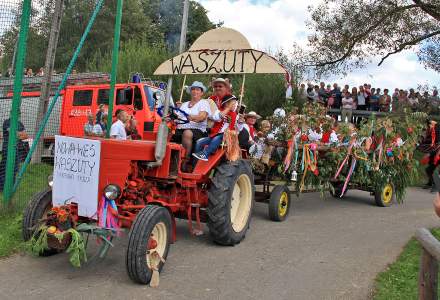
0, 188, 437, 300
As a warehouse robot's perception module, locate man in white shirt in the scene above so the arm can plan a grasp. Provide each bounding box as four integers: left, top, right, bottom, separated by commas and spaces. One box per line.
110, 109, 128, 140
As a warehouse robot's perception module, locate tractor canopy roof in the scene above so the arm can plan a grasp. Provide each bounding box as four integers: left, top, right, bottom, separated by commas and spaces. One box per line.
154, 27, 288, 76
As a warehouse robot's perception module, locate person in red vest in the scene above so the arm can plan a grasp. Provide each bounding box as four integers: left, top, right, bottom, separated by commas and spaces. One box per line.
238, 111, 261, 150
209, 78, 232, 108
206, 78, 232, 130
193, 95, 237, 161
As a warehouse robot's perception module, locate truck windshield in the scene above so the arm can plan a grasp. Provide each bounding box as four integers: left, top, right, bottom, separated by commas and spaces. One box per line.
145, 85, 174, 111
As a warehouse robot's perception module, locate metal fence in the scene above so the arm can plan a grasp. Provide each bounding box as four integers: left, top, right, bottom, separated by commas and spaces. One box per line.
0, 0, 121, 213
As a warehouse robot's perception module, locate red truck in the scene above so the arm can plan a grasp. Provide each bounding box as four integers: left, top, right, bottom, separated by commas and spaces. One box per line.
41, 81, 168, 160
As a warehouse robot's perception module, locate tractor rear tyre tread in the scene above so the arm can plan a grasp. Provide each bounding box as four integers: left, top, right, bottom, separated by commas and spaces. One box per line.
126, 205, 172, 285
208, 160, 255, 246
22, 188, 58, 256
268, 185, 291, 222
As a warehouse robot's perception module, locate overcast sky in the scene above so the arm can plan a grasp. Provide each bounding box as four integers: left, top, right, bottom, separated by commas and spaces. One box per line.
198, 0, 439, 90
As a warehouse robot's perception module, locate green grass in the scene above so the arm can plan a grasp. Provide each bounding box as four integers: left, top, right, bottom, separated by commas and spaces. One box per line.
0, 214, 23, 257
373, 228, 440, 299
0, 163, 52, 257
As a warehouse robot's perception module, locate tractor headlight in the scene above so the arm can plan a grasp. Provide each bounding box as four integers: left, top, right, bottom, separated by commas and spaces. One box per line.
104, 184, 121, 200
47, 174, 53, 188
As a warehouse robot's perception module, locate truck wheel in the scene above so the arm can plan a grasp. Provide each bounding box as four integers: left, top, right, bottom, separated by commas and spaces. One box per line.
375, 183, 395, 207
268, 185, 291, 222
126, 205, 172, 285
208, 160, 255, 246
22, 188, 59, 256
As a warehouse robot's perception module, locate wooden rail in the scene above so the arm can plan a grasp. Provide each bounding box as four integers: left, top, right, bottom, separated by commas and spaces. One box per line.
327, 108, 388, 117
415, 228, 440, 299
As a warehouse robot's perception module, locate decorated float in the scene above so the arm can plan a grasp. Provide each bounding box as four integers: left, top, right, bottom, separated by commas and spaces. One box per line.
254, 103, 426, 209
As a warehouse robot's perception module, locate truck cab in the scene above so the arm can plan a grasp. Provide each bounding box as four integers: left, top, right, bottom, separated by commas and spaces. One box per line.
60, 82, 170, 139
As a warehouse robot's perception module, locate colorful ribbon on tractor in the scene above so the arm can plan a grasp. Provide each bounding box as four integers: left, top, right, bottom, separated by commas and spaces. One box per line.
98, 196, 120, 231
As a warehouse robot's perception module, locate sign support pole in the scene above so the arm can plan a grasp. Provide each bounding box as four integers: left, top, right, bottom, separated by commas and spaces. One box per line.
239, 74, 246, 109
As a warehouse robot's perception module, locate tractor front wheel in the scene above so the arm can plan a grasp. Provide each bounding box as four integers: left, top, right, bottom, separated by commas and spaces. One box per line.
126, 205, 172, 285
268, 185, 291, 222
208, 160, 255, 246
22, 188, 59, 256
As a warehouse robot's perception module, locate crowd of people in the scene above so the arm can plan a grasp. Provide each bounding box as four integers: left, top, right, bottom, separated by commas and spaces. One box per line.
298, 82, 440, 122
0, 67, 78, 78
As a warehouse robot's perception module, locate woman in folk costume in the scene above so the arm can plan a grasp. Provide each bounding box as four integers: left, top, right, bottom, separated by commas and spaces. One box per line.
238, 111, 261, 150
193, 95, 238, 161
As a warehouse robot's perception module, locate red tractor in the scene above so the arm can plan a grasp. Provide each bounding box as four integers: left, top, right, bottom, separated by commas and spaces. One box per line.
23, 28, 289, 285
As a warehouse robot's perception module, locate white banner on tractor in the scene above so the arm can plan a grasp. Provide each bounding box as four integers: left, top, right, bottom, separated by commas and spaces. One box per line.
52, 135, 101, 218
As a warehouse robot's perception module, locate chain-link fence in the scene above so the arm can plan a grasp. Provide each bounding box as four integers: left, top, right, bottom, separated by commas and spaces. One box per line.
0, 0, 116, 213
0, 0, 224, 214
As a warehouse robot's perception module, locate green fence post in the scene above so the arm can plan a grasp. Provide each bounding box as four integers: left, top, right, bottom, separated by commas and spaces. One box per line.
106, 0, 124, 137
12, 0, 105, 195
3, 0, 32, 203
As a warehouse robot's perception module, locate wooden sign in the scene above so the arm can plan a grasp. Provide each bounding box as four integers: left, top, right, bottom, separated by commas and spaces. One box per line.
154, 27, 287, 75
154, 49, 286, 75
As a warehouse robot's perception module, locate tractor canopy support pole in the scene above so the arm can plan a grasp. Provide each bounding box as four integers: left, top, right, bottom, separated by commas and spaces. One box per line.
239, 74, 246, 109
106, 0, 124, 137
12, 0, 105, 195
178, 74, 187, 104
3, 0, 32, 202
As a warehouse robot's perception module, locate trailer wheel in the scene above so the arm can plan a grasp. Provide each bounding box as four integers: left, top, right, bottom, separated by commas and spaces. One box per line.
208, 160, 255, 246
126, 205, 172, 285
22, 188, 59, 256
375, 183, 395, 207
268, 185, 291, 222
330, 182, 346, 198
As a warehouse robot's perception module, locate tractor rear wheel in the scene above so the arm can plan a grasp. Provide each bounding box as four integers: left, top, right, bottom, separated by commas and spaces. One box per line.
375, 183, 395, 207
208, 160, 254, 246
22, 188, 59, 256
268, 185, 291, 222
126, 205, 172, 285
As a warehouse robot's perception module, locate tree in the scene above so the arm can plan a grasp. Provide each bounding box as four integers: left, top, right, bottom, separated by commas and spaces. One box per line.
1, 0, 215, 73
140, 0, 216, 51
300, 0, 440, 76
54, 0, 162, 71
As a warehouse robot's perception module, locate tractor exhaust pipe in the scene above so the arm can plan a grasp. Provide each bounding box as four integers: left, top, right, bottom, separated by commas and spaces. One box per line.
147, 77, 172, 168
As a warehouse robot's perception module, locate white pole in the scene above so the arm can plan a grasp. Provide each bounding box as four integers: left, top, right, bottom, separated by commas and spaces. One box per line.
179, 0, 190, 53
239, 74, 246, 108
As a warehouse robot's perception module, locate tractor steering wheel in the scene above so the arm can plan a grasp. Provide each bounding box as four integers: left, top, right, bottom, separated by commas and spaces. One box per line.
157, 105, 190, 124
